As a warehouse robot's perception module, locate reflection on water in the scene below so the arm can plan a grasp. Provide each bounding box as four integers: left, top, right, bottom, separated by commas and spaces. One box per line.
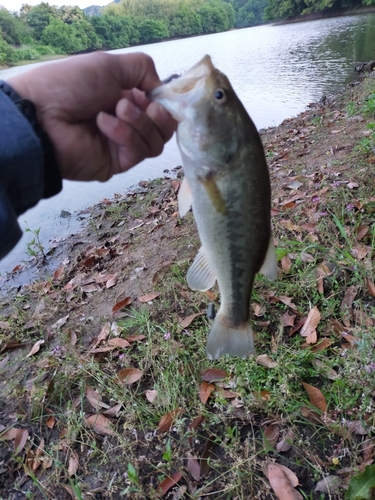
1, 12, 375, 275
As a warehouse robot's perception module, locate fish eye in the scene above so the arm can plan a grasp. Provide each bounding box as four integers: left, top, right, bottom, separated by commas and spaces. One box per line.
214, 88, 226, 102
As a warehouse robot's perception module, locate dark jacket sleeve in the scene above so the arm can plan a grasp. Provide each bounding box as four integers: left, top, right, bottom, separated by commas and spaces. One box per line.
0, 86, 62, 260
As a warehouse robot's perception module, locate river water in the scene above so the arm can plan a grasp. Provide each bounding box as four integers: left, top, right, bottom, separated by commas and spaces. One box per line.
1, 12, 375, 277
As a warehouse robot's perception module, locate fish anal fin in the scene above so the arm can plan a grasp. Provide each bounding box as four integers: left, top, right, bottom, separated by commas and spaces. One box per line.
187, 247, 216, 291
206, 315, 255, 360
178, 177, 192, 217
200, 176, 226, 215
259, 234, 278, 280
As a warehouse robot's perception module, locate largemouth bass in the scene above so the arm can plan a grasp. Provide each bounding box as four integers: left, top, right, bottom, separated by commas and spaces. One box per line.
149, 55, 277, 359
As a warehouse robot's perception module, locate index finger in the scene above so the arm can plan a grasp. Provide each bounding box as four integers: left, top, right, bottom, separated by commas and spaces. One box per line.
109, 52, 162, 93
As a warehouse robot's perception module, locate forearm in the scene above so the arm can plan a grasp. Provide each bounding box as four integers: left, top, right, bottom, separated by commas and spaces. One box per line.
0, 81, 62, 259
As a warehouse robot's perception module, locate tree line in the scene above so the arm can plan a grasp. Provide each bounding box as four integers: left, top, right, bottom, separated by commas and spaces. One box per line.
0, 0, 373, 66
265, 0, 375, 21
0, 0, 238, 66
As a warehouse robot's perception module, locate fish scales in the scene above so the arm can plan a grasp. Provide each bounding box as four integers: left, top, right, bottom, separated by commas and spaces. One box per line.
149, 55, 277, 359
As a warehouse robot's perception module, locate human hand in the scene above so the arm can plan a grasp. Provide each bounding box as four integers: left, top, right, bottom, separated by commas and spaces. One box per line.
8, 52, 176, 182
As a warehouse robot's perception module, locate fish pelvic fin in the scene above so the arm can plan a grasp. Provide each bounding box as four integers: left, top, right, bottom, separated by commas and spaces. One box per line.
206, 315, 255, 360
178, 177, 192, 217
259, 234, 278, 281
187, 246, 216, 291
200, 176, 226, 215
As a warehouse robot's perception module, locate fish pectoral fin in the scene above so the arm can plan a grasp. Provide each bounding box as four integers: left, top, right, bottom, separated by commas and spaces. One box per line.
178, 176, 193, 217
187, 246, 216, 291
259, 234, 278, 280
200, 176, 226, 215
206, 315, 255, 360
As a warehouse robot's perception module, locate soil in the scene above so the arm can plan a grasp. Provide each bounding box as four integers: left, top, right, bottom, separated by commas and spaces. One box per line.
1, 72, 375, 499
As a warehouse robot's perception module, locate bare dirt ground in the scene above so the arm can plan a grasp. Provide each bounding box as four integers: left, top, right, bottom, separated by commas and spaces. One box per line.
1, 73, 375, 500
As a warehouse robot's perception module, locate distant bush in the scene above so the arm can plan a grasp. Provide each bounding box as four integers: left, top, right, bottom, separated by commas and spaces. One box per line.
11, 47, 41, 61
33, 44, 58, 55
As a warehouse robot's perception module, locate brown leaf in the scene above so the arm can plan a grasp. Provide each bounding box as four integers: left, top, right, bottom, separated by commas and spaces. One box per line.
305, 330, 317, 344
112, 297, 132, 313
103, 403, 122, 417
157, 408, 182, 433
62, 484, 80, 500
263, 462, 303, 500
302, 382, 327, 413
300, 307, 320, 337
252, 302, 266, 317
157, 471, 182, 496
51, 314, 69, 329
188, 415, 205, 432
117, 368, 143, 385
301, 406, 323, 424
367, 278, 375, 297
312, 360, 338, 380
276, 429, 294, 452
199, 381, 215, 405
282, 312, 296, 328
81, 283, 100, 293
264, 423, 280, 447
68, 452, 79, 476
85, 387, 104, 410
108, 338, 130, 349
356, 224, 369, 240
187, 453, 201, 481
179, 313, 202, 328
26, 339, 45, 358
256, 354, 278, 368
46, 416, 55, 429
138, 292, 160, 303
106, 273, 119, 289
201, 438, 214, 476
311, 339, 332, 352
125, 334, 146, 342
145, 389, 158, 403
85, 414, 114, 435
281, 255, 292, 273
53, 266, 65, 281
200, 368, 229, 382
205, 290, 216, 301
2, 428, 29, 454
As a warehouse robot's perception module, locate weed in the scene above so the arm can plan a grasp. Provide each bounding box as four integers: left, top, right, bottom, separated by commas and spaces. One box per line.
24, 224, 46, 261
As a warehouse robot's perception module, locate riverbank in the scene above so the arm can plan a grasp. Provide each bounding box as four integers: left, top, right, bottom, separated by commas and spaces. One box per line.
1, 73, 375, 499
274, 5, 375, 25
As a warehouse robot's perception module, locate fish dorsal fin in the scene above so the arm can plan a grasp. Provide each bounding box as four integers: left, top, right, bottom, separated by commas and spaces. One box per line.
178, 177, 192, 217
187, 246, 217, 291
259, 235, 278, 280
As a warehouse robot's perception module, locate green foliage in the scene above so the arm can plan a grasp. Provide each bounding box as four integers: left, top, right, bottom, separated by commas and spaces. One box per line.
231, 0, 267, 27
346, 465, 375, 499
0, 33, 15, 65
169, 7, 202, 37
91, 14, 139, 49
0, 8, 27, 45
137, 18, 169, 43
24, 225, 46, 261
41, 17, 101, 53
198, 0, 233, 33
265, 0, 374, 20
24, 2, 59, 41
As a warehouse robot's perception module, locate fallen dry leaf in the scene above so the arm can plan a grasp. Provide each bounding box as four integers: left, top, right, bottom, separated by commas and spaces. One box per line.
51, 314, 69, 329
282, 312, 296, 328
256, 354, 278, 368
68, 451, 79, 476
103, 403, 122, 417
157, 471, 182, 496
187, 453, 201, 482
264, 423, 280, 447
158, 408, 182, 433
106, 273, 119, 289
145, 389, 158, 403
26, 339, 45, 358
276, 429, 294, 452
108, 338, 131, 349
138, 292, 160, 302
366, 278, 375, 297
1, 427, 29, 454
199, 381, 215, 405
53, 266, 65, 281
263, 462, 303, 500
200, 368, 229, 382
117, 368, 143, 385
85, 387, 106, 410
314, 475, 341, 493
46, 416, 55, 429
300, 307, 320, 337
312, 360, 338, 380
302, 382, 327, 413
281, 255, 292, 273
112, 297, 132, 313
85, 414, 114, 436
179, 313, 202, 328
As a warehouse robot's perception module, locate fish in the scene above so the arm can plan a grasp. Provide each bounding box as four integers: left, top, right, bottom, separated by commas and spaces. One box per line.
149, 55, 277, 359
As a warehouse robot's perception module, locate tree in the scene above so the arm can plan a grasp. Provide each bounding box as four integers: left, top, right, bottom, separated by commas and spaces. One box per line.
137, 18, 169, 43
0, 8, 33, 45
198, 1, 233, 33
41, 17, 101, 53
169, 7, 202, 37
91, 15, 139, 48
26, 2, 59, 40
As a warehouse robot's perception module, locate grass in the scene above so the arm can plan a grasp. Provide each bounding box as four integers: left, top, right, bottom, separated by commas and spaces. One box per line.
2, 75, 375, 499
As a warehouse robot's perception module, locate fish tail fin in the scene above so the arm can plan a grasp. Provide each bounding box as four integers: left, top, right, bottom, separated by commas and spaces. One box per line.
206, 315, 255, 360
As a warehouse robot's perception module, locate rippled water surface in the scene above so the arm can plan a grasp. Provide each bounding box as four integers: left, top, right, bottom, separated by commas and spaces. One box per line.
1, 13, 375, 274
